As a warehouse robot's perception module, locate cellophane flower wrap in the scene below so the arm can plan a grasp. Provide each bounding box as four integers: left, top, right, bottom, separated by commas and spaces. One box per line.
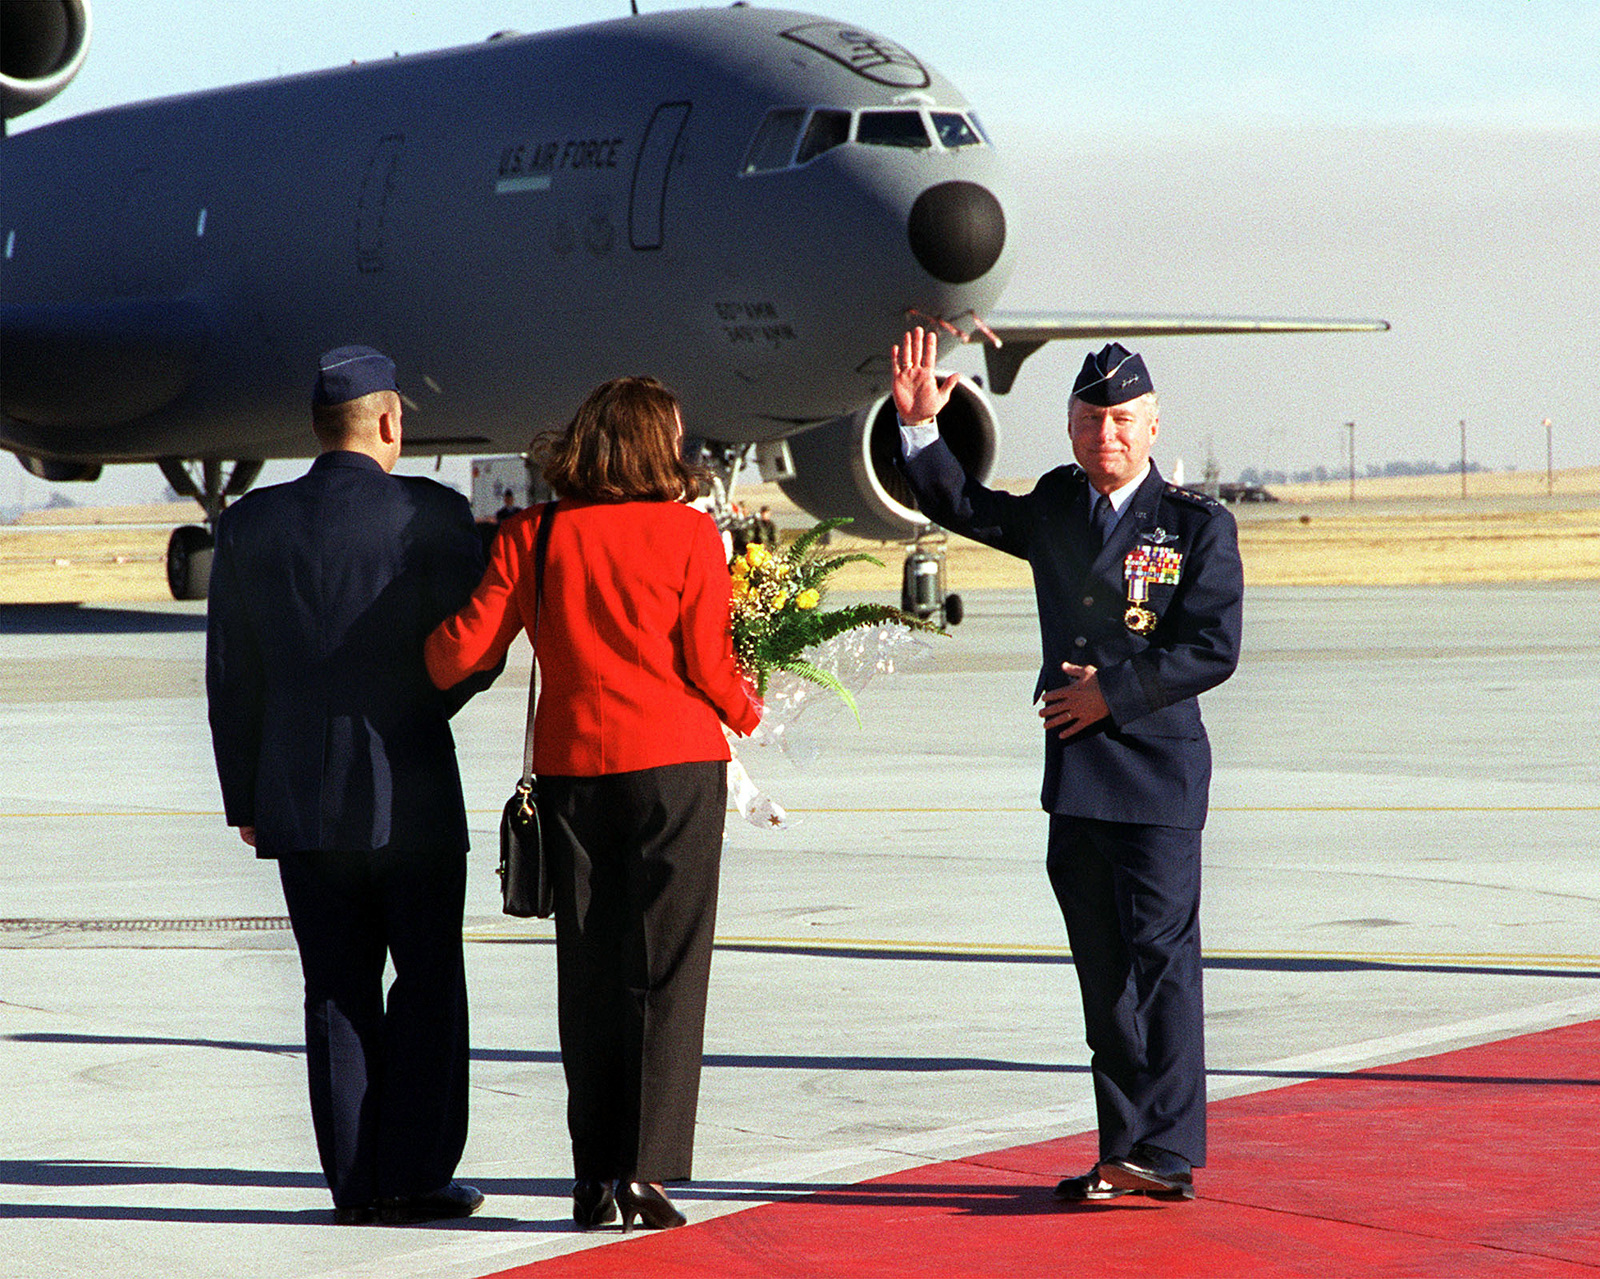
730, 517, 938, 720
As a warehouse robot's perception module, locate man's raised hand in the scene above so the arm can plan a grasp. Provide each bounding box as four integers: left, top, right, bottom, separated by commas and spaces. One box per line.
892, 327, 961, 425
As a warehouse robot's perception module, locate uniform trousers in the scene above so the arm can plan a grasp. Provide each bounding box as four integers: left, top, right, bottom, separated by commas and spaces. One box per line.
540, 760, 726, 1183
1046, 815, 1207, 1166
277, 846, 470, 1207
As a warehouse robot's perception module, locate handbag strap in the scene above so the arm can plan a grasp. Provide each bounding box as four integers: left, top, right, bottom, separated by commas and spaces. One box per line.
521, 499, 557, 786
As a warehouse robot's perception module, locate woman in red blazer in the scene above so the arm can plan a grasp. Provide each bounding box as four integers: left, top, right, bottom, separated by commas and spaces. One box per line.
426, 377, 760, 1232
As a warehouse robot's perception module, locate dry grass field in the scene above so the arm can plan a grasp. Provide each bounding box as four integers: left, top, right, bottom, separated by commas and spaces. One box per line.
4, 469, 1600, 604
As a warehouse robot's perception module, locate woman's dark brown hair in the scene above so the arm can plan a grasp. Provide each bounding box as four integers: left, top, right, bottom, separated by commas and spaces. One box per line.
539, 376, 706, 502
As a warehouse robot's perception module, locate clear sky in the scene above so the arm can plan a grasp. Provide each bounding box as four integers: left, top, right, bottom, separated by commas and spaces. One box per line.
29, 1, 1600, 134
9, 0, 1598, 505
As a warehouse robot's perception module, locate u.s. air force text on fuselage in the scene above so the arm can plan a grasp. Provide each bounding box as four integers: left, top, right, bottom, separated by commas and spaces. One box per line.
495, 137, 627, 193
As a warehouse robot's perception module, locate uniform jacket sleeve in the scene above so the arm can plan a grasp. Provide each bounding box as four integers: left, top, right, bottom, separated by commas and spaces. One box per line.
205, 507, 264, 829
898, 434, 1033, 559
424, 487, 503, 715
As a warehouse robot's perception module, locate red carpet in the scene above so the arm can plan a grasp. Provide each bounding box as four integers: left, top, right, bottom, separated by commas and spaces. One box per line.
484, 1019, 1600, 1277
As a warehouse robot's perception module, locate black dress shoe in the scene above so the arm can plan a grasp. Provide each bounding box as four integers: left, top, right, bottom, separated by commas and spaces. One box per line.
573, 1179, 618, 1228
1099, 1143, 1195, 1200
378, 1180, 485, 1224
1052, 1169, 1135, 1202
616, 1181, 686, 1231
332, 1203, 376, 1225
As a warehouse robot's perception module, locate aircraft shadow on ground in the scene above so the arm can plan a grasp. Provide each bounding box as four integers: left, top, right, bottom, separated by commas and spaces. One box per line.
543, 937, 1600, 983
0, 1161, 588, 1230
0, 604, 206, 635
9, 1032, 1596, 1087
0, 1165, 1178, 1225
682, 1180, 1102, 1216
8, 1030, 1080, 1075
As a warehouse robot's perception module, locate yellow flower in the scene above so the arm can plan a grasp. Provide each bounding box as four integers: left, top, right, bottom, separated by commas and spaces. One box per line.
796, 588, 820, 610
731, 577, 750, 598
731, 558, 749, 579
772, 590, 788, 610
744, 544, 771, 570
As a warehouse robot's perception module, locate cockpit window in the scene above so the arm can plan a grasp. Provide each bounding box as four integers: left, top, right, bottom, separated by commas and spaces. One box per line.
931, 111, 982, 149
740, 106, 986, 175
742, 108, 806, 173
796, 109, 852, 165
856, 109, 932, 149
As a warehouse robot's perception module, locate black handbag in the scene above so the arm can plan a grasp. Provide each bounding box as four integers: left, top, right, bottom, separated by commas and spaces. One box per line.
498, 499, 557, 918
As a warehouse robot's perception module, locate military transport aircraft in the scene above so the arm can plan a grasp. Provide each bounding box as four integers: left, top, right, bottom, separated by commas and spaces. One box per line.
0, 0, 1385, 597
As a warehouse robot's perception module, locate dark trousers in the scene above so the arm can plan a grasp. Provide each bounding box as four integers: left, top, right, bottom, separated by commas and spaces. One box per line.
1047, 815, 1207, 1167
540, 761, 726, 1184
277, 846, 470, 1206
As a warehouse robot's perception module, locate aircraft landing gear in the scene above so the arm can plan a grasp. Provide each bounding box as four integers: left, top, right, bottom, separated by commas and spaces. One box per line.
686, 439, 751, 554
157, 458, 263, 600
166, 525, 215, 601
902, 524, 962, 627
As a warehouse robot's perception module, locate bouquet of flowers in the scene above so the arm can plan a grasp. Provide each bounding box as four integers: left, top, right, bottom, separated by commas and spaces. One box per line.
730, 517, 937, 720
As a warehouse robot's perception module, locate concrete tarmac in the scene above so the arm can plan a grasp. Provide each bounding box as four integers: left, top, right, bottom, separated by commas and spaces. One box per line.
3, 583, 1598, 1278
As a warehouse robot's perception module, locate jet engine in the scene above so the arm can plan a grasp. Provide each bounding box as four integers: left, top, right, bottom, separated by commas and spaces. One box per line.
775, 378, 999, 544
1, 0, 92, 120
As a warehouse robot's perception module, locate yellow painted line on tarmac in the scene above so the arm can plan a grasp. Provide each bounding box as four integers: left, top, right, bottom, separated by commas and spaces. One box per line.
1204, 947, 1600, 969
7, 911, 1593, 970
718, 938, 1600, 968
460, 929, 1600, 970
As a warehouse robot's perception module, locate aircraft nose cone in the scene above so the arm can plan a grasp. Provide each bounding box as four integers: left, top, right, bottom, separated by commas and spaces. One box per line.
906, 181, 1006, 285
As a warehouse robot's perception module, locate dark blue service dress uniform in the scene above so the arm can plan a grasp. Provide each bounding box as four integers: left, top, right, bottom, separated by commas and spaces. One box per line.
206, 450, 492, 1208
902, 438, 1242, 1167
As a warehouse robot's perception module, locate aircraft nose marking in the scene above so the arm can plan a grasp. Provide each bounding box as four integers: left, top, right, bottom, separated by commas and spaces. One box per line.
907, 181, 1006, 285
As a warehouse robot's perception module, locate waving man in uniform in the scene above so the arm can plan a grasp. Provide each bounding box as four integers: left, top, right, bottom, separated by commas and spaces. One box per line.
892, 328, 1243, 1204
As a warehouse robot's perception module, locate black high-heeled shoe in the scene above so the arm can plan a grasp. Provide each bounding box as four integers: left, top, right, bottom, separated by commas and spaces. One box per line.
616, 1181, 686, 1231
572, 1179, 617, 1228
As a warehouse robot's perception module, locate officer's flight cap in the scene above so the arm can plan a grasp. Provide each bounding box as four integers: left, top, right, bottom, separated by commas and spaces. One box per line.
1071, 342, 1153, 407
313, 345, 399, 408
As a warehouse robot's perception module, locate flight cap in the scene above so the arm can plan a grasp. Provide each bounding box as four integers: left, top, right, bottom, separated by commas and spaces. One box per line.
1071, 342, 1153, 407
313, 345, 399, 408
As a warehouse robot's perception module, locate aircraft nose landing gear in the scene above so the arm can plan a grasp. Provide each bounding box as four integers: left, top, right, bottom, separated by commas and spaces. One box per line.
902, 524, 962, 628
158, 458, 263, 600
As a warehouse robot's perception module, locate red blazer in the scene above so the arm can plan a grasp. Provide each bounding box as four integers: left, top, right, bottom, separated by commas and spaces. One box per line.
426, 499, 761, 776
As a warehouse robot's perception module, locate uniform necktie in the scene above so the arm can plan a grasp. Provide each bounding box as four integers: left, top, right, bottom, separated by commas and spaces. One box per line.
1091, 493, 1116, 545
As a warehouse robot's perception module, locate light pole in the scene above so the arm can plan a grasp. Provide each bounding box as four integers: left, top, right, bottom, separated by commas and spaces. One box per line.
1545, 418, 1553, 495
1345, 421, 1355, 502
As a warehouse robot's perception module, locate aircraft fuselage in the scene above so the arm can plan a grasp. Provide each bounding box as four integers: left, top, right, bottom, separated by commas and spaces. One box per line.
0, 8, 1014, 466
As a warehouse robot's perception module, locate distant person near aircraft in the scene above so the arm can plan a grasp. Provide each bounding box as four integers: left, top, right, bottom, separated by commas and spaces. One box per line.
206, 346, 496, 1226
494, 487, 522, 522
426, 375, 762, 1232
891, 327, 1242, 1205
726, 501, 752, 559
753, 504, 780, 550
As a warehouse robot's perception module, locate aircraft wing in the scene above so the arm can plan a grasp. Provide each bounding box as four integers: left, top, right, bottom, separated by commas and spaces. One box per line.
981, 311, 1390, 393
